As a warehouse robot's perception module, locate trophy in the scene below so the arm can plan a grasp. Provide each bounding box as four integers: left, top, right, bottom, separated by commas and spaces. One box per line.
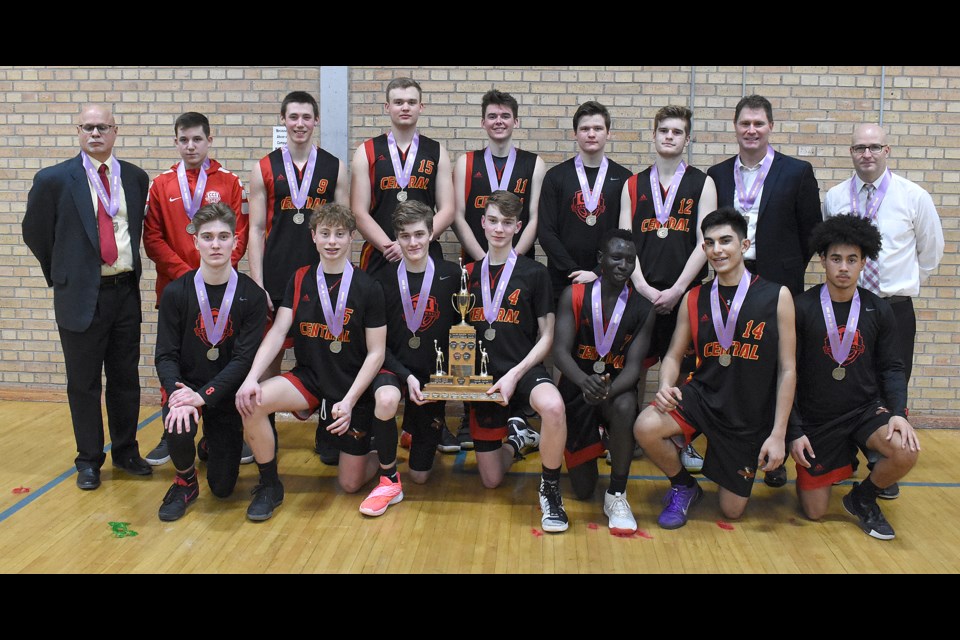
421, 259, 503, 402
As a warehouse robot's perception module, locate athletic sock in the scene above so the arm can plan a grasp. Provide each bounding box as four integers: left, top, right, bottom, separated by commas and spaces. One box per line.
380, 464, 399, 482
541, 465, 561, 485
669, 468, 697, 488
257, 458, 280, 486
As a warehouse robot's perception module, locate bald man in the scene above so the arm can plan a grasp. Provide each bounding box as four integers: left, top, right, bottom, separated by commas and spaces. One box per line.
23, 103, 152, 490
823, 123, 943, 499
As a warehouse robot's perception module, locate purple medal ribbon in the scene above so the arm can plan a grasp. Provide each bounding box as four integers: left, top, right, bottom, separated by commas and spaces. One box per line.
591, 279, 630, 359
387, 132, 419, 190
280, 145, 318, 210
484, 147, 517, 191
81, 152, 122, 219
710, 269, 751, 353
650, 161, 687, 228
481, 250, 518, 326
574, 155, 609, 213
177, 158, 211, 220
398, 257, 435, 336
848, 170, 892, 222
194, 268, 239, 348
820, 284, 861, 367
317, 262, 354, 341
733, 146, 775, 212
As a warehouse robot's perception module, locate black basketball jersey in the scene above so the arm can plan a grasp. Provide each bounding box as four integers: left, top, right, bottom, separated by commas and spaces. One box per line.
462, 147, 539, 258
260, 146, 341, 301
626, 165, 708, 290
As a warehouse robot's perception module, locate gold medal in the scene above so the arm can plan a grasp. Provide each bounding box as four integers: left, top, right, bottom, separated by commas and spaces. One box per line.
409, 336, 420, 349
186, 223, 196, 235
397, 190, 408, 202
593, 360, 606, 374
657, 227, 668, 238
330, 340, 342, 353
484, 328, 496, 341
206, 347, 219, 361
718, 353, 732, 367
832, 366, 846, 381
292, 211, 305, 225
585, 214, 597, 226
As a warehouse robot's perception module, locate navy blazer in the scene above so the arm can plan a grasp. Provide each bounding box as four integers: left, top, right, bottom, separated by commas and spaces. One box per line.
23, 153, 149, 332
707, 151, 821, 295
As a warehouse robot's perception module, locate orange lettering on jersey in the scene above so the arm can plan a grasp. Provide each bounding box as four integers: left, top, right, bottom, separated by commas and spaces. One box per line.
282, 195, 328, 210
474, 195, 489, 210
317, 179, 329, 194
300, 322, 322, 338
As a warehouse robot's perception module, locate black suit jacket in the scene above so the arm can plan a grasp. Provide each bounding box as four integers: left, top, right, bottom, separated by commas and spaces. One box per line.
707, 151, 821, 295
23, 153, 149, 332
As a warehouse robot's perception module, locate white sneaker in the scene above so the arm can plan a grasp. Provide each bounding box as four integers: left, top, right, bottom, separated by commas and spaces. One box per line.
507, 417, 540, 455
603, 491, 637, 533
680, 444, 704, 473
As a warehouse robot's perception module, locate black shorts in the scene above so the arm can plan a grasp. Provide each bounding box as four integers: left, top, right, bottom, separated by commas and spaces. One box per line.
795, 400, 891, 490
372, 371, 446, 472
467, 364, 554, 443
560, 389, 607, 469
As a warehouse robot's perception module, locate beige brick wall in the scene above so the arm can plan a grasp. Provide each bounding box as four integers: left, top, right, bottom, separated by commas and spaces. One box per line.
3, 66, 957, 416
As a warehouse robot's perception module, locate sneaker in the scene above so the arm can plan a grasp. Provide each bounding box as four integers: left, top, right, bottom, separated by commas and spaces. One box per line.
197, 436, 209, 462
399, 430, 412, 450
507, 417, 540, 456
145, 438, 170, 466
877, 482, 900, 500
843, 483, 896, 540
158, 475, 199, 522
603, 491, 637, 533
315, 430, 340, 466
657, 481, 703, 530
764, 464, 788, 488
457, 420, 474, 450
437, 427, 461, 454
359, 475, 404, 517
539, 481, 569, 533
680, 444, 704, 473
246, 482, 284, 522
240, 441, 255, 465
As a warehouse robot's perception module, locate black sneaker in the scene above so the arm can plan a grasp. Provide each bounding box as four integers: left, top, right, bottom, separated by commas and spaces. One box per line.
145, 437, 170, 466
763, 464, 788, 488
842, 483, 895, 540
456, 417, 474, 450
877, 482, 900, 500
158, 476, 199, 522
315, 428, 340, 466
538, 480, 569, 533
247, 482, 284, 521
197, 436, 209, 462
437, 427, 461, 454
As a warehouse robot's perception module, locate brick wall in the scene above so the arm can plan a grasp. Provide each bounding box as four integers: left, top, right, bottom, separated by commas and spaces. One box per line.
2, 66, 956, 415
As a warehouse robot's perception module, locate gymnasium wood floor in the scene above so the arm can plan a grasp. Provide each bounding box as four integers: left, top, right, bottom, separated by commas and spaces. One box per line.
1, 399, 958, 574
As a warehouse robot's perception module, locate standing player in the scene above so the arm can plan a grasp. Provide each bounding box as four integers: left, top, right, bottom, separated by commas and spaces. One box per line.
235, 203, 386, 521
619, 105, 717, 474
538, 100, 632, 303
143, 111, 250, 467
154, 203, 267, 521
450, 89, 547, 451
363, 201, 461, 515
553, 229, 655, 533
351, 76, 455, 279
247, 91, 349, 466
633, 208, 796, 529
789, 215, 919, 540
463, 191, 570, 533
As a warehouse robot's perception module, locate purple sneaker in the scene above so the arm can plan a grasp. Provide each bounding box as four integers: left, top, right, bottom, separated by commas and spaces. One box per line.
658, 482, 703, 529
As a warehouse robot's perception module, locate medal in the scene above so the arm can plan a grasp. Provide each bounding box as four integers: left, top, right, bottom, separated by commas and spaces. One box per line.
397, 190, 408, 202
409, 336, 421, 349
484, 146, 517, 191
186, 223, 196, 235
281, 145, 318, 213
317, 262, 354, 356
82, 152, 121, 221
593, 360, 606, 374
484, 328, 496, 341
711, 269, 751, 368
206, 347, 219, 361
293, 211, 305, 225
387, 131, 419, 202
194, 268, 239, 364
719, 353, 732, 367
657, 227, 668, 238
177, 158, 210, 234
734, 146, 775, 213
591, 278, 629, 376
650, 160, 686, 238
585, 215, 597, 226
820, 284, 861, 381
480, 250, 517, 346
832, 366, 846, 381
574, 154, 608, 219
398, 258, 435, 354
330, 340, 342, 353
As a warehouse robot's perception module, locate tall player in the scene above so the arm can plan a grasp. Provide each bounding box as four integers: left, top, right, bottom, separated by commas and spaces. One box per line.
144, 111, 250, 467
247, 91, 349, 466
351, 76, 455, 280
633, 208, 796, 529
790, 215, 919, 540
619, 105, 718, 474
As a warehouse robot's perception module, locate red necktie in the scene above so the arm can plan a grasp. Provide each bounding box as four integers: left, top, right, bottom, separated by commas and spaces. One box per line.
97, 163, 119, 265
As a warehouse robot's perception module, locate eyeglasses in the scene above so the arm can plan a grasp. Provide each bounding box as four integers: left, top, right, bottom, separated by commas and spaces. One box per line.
850, 144, 886, 156
78, 124, 117, 134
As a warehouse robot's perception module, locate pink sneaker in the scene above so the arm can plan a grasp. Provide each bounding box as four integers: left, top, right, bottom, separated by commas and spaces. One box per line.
359, 475, 404, 517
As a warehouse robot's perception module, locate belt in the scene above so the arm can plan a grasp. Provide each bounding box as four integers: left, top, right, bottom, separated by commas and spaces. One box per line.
100, 271, 135, 287
884, 295, 910, 304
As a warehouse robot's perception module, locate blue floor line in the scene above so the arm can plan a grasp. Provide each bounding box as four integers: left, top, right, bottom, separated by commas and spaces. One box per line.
0, 410, 162, 523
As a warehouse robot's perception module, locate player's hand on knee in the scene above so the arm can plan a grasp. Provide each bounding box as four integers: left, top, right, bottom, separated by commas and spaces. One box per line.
235, 379, 262, 417
887, 416, 921, 452
653, 386, 681, 413
789, 435, 814, 468
327, 401, 353, 435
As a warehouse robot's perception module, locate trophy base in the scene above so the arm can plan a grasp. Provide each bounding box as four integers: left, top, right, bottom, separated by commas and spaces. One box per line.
421, 375, 503, 402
